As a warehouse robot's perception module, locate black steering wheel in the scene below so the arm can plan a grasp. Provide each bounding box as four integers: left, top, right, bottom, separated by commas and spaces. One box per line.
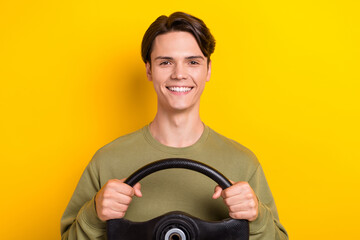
107, 158, 249, 240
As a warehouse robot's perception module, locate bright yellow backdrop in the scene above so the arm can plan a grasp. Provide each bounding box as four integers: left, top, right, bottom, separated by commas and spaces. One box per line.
1, 0, 359, 239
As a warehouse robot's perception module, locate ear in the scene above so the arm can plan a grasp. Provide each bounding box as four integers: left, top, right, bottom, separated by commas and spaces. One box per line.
206, 60, 212, 82
146, 62, 152, 81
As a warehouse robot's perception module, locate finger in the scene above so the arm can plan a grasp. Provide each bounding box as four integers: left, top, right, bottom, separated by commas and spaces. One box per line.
229, 208, 258, 221
223, 192, 254, 206
119, 178, 142, 197
108, 179, 135, 196
100, 190, 132, 206
133, 182, 142, 197
221, 182, 251, 198
96, 197, 130, 221
227, 199, 257, 213
212, 185, 222, 199
100, 208, 127, 221
109, 201, 130, 213
115, 193, 133, 205
101, 186, 134, 204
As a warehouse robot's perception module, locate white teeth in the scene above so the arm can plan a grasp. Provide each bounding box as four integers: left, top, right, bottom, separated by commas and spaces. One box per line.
168, 87, 192, 92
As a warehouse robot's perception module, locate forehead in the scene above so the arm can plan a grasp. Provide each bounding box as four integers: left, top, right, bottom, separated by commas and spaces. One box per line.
151, 31, 204, 59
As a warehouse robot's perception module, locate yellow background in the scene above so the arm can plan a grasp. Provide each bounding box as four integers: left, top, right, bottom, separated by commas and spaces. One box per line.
1, 0, 359, 239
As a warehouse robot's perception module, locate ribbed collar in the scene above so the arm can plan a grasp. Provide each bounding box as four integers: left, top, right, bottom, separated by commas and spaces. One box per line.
142, 123, 210, 155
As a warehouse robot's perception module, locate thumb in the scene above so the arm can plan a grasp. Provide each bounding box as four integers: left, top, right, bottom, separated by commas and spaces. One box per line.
212, 185, 222, 199
133, 182, 142, 197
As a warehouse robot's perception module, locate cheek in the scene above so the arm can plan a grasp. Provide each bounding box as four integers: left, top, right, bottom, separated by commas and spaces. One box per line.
152, 68, 171, 81
193, 72, 209, 86
150, 72, 167, 92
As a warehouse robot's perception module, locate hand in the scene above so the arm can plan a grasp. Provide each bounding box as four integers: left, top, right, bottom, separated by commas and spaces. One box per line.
95, 178, 142, 221
212, 181, 258, 221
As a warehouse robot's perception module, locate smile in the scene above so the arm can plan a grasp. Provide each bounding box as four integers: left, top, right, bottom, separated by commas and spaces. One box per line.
166, 86, 193, 93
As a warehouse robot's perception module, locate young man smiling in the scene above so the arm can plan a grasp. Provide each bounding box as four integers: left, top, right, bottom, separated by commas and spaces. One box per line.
61, 12, 288, 240
146, 30, 210, 148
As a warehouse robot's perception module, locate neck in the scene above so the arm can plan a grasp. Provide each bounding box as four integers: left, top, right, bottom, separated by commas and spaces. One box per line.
150, 108, 204, 148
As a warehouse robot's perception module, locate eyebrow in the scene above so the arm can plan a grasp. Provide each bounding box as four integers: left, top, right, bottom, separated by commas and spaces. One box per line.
186, 56, 205, 60
154, 56, 205, 61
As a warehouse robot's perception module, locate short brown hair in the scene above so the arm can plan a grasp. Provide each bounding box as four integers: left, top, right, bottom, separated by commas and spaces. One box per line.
141, 12, 216, 64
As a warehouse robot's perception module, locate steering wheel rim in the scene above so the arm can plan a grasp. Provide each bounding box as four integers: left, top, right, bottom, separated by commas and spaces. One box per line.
124, 158, 232, 189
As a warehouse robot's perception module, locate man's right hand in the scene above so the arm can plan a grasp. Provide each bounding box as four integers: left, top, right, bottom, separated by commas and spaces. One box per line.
95, 178, 142, 221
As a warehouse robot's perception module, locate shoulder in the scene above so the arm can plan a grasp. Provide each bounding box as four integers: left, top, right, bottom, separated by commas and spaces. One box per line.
208, 128, 258, 162
100, 128, 144, 152
204, 127, 260, 180
90, 127, 146, 165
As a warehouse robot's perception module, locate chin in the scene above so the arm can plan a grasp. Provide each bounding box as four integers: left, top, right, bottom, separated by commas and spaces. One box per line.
168, 103, 195, 112
159, 99, 197, 113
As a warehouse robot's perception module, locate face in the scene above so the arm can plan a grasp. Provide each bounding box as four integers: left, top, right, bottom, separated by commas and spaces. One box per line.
146, 31, 211, 113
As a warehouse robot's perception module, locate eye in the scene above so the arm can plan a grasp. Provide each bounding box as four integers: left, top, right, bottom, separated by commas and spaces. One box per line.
160, 61, 171, 65
189, 60, 199, 65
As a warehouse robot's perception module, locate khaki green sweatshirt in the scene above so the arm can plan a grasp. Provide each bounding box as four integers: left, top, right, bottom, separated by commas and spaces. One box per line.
61, 125, 288, 239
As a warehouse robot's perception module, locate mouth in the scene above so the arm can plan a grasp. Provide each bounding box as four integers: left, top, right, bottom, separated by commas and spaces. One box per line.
166, 86, 194, 93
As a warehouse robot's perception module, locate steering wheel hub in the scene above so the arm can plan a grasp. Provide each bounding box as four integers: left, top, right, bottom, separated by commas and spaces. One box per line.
155, 211, 197, 240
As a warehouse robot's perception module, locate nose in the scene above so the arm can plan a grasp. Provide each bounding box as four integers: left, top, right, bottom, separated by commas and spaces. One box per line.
171, 64, 187, 80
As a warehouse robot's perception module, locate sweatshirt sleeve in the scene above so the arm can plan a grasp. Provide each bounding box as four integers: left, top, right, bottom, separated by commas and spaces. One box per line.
248, 164, 289, 240
60, 155, 106, 239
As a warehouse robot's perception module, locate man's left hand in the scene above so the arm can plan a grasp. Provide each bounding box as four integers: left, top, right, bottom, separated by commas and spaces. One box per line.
212, 181, 259, 221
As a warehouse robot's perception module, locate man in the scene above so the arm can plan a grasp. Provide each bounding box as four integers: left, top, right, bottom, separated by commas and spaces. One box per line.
61, 12, 288, 239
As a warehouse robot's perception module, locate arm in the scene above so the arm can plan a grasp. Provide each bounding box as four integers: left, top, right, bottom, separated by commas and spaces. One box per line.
213, 164, 288, 240
247, 164, 288, 239
60, 158, 141, 239
60, 160, 105, 239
